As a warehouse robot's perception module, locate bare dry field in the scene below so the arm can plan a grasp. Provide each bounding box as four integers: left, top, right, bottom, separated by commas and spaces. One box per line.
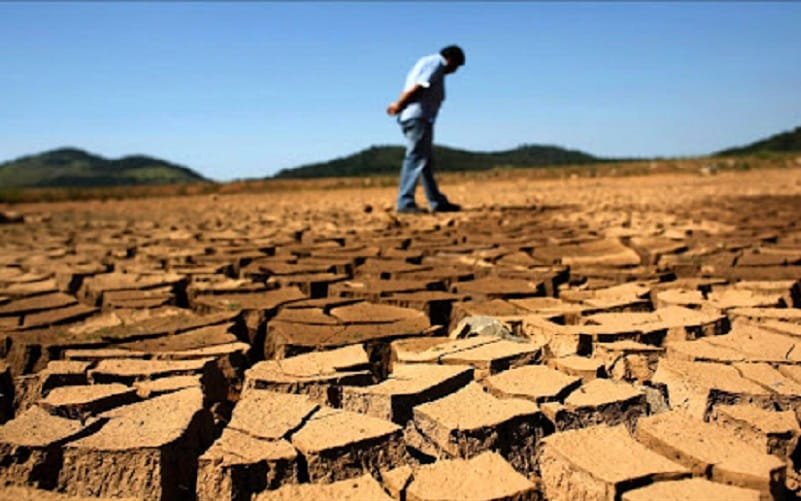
1, 167, 801, 500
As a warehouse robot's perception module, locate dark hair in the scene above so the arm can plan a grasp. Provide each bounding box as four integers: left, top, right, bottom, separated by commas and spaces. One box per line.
440, 45, 465, 67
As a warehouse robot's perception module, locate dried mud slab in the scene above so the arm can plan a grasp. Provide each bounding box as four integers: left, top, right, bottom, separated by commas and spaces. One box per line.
133, 374, 202, 399
559, 281, 652, 312
665, 337, 747, 363
746, 318, 801, 339
4, 309, 241, 377
267, 271, 349, 298
509, 297, 588, 324
0, 406, 100, 489
381, 290, 461, 328
705, 324, 801, 363
652, 358, 774, 419
538, 424, 689, 501
483, 364, 581, 404
655, 306, 731, 341
354, 259, 432, 280
636, 410, 786, 499
580, 312, 668, 347
242, 258, 336, 282
729, 307, 801, 324
548, 355, 605, 381
438, 338, 541, 378
186, 277, 269, 303
711, 404, 801, 460
58, 387, 215, 500
114, 322, 239, 353
591, 341, 664, 382
450, 276, 546, 301
733, 362, 801, 407
265, 301, 431, 359
4, 303, 98, 332
383, 451, 538, 501
290, 406, 407, 483
392, 335, 541, 379
102, 286, 176, 309
88, 357, 214, 383
224, 389, 318, 442
0, 485, 138, 500
86, 357, 228, 404
521, 317, 590, 358
0, 279, 60, 299
654, 288, 706, 309
399, 266, 477, 291
540, 378, 648, 432
196, 429, 299, 501
24, 359, 91, 395
622, 478, 760, 501
253, 472, 392, 501
0, 361, 12, 423
77, 272, 185, 307
0, 292, 77, 319
331, 278, 443, 302
38, 383, 138, 420
340, 363, 474, 423
535, 238, 642, 268
409, 382, 548, 474
243, 344, 372, 406
192, 285, 307, 316
191, 287, 307, 346
629, 236, 688, 266
705, 287, 787, 311
91, 309, 240, 344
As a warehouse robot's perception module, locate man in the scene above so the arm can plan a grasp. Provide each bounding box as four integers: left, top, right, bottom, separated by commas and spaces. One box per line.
387, 45, 465, 214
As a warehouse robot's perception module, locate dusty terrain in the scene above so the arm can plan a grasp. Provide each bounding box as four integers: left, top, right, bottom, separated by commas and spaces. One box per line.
1, 167, 801, 500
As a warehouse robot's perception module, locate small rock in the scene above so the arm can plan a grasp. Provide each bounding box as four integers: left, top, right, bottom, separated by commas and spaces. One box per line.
0, 211, 23, 224
449, 315, 519, 341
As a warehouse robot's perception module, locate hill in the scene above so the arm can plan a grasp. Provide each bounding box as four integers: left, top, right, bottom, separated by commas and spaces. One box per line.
273, 144, 604, 179
716, 125, 801, 156
0, 148, 210, 188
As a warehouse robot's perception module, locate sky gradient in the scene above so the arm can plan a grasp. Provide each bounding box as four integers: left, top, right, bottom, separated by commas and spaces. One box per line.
2, 2, 801, 181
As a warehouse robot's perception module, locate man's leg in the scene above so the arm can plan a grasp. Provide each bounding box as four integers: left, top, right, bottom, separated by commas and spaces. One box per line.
396, 119, 428, 210
416, 122, 449, 210
397, 119, 449, 211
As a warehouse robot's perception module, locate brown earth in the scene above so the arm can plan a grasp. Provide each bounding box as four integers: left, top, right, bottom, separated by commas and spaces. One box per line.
0, 167, 801, 499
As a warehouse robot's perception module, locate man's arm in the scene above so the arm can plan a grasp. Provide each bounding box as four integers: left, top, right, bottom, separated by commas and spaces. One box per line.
386, 83, 424, 116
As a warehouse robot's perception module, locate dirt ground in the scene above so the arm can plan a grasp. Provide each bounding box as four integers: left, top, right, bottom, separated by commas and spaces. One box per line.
1, 167, 801, 500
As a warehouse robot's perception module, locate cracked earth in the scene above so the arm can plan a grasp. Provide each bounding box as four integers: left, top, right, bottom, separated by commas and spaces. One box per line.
1, 168, 801, 500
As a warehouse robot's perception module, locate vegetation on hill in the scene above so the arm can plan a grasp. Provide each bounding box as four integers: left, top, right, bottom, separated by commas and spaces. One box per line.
0, 148, 210, 188
0, 154, 796, 205
716, 125, 801, 156
273, 144, 604, 179
3, 122, 800, 201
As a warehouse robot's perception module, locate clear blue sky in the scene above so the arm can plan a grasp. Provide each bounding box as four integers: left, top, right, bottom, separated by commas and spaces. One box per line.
2, 2, 801, 181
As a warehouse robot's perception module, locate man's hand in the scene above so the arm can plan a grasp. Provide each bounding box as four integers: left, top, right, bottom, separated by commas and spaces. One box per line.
386, 84, 423, 116
386, 101, 402, 116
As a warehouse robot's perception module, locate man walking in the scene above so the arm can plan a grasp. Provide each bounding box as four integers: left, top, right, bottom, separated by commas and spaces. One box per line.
387, 45, 465, 214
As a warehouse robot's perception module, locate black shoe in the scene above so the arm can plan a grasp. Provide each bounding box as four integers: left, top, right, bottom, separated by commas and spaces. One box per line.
432, 202, 461, 213
396, 206, 426, 215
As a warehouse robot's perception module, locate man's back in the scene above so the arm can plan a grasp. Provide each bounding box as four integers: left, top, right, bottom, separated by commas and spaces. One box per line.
399, 53, 446, 122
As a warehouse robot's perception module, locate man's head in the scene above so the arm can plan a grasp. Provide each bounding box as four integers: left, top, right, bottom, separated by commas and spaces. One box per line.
440, 45, 465, 74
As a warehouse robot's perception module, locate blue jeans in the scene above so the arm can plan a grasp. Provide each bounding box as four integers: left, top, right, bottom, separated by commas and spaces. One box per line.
396, 118, 448, 210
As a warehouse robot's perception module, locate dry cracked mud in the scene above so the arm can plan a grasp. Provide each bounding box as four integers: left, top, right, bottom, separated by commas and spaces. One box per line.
1, 167, 801, 499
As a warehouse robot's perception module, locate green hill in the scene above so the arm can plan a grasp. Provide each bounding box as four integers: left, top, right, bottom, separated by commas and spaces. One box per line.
0, 148, 210, 188
273, 144, 604, 179
716, 125, 801, 156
